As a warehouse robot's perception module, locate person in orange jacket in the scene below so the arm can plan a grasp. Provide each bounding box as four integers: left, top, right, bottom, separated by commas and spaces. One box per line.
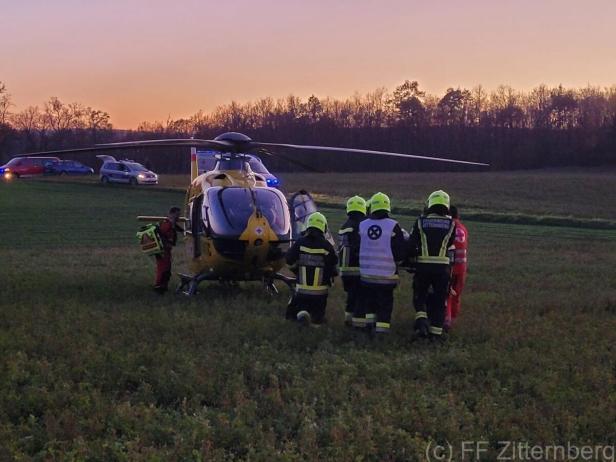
154, 207, 181, 294
445, 206, 468, 329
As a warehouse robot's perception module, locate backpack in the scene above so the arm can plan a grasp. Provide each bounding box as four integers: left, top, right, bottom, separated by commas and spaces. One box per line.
136, 224, 163, 256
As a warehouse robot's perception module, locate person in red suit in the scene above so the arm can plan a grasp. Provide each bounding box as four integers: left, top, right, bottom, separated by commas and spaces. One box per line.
445, 206, 468, 329
154, 207, 181, 294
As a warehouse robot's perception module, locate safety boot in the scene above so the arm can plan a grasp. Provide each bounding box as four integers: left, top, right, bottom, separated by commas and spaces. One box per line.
414, 318, 429, 338
296, 310, 311, 327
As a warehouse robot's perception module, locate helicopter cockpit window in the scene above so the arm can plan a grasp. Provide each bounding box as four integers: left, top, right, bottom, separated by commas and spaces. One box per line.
254, 189, 290, 236
215, 158, 246, 171
206, 187, 255, 236
198, 156, 217, 173
248, 157, 269, 174
205, 187, 290, 237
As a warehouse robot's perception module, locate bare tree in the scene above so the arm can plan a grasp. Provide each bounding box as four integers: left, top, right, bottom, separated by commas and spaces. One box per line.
0, 81, 12, 125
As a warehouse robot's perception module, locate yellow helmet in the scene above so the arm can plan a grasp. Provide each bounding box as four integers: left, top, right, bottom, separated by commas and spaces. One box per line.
369, 192, 391, 213
306, 212, 327, 233
427, 190, 450, 209
346, 195, 366, 215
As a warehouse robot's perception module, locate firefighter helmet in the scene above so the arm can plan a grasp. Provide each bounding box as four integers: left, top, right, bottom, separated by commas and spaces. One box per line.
427, 190, 450, 209
369, 192, 391, 213
306, 212, 327, 232
346, 195, 367, 215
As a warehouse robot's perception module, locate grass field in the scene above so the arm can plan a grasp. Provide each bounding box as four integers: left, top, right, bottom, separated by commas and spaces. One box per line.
1, 178, 615, 460
151, 167, 616, 221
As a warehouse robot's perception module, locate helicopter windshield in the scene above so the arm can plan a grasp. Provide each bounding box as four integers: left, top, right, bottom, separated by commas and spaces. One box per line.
254, 188, 290, 236
248, 157, 269, 174
215, 158, 246, 171
206, 187, 290, 237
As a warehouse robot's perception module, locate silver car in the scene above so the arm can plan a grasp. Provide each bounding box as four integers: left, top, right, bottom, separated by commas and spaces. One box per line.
97, 155, 158, 185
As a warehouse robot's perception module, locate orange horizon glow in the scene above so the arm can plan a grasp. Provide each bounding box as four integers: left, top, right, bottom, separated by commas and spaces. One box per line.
2, 0, 615, 129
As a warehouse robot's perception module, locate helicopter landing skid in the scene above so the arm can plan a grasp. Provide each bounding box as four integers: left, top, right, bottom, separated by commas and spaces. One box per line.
177, 272, 295, 297
176, 273, 217, 296
263, 273, 296, 295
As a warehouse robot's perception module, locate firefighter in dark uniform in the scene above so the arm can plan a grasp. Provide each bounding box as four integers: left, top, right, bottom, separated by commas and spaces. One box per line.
357, 192, 407, 334
409, 190, 456, 339
154, 206, 182, 294
338, 196, 367, 326
286, 212, 338, 326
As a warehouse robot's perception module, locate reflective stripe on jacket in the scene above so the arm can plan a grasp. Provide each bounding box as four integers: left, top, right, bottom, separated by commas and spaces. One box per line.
286, 231, 338, 296
338, 216, 363, 277
416, 214, 455, 265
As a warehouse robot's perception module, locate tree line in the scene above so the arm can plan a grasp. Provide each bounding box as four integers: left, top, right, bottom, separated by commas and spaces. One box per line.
1, 80, 615, 171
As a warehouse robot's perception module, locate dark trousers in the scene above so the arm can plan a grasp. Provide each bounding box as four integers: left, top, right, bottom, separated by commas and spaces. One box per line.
155, 250, 172, 289
413, 267, 450, 335
286, 294, 328, 324
342, 276, 361, 320
356, 282, 395, 332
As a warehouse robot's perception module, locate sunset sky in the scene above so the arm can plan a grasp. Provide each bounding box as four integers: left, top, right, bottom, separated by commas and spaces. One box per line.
2, 0, 615, 128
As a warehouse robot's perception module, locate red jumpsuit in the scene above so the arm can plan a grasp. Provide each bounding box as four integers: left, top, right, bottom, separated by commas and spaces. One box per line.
155, 219, 177, 291
446, 218, 468, 325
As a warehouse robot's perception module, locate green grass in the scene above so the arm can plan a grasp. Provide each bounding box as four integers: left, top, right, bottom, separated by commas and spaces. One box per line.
278, 167, 616, 221
1, 180, 615, 460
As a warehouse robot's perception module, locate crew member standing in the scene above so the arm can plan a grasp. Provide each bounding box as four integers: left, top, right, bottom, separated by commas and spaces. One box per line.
445, 205, 468, 330
286, 212, 338, 326
357, 192, 406, 334
409, 191, 456, 339
155, 206, 182, 294
338, 196, 367, 326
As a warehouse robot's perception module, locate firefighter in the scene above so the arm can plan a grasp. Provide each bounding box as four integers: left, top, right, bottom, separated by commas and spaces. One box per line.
154, 206, 182, 294
338, 196, 367, 326
409, 191, 456, 339
357, 192, 406, 334
286, 212, 338, 326
445, 205, 468, 330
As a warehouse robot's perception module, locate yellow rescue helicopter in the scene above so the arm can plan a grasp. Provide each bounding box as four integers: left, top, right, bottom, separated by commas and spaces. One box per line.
16, 132, 488, 295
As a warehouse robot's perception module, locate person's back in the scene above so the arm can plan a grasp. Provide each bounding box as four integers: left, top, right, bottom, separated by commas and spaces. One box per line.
410, 206, 455, 271
338, 196, 367, 326
286, 213, 337, 325
409, 191, 456, 339
289, 230, 337, 292
357, 193, 406, 334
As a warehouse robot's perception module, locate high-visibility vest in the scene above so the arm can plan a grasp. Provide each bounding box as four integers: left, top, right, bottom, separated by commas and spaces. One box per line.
295, 245, 330, 295
359, 218, 398, 284
416, 215, 455, 265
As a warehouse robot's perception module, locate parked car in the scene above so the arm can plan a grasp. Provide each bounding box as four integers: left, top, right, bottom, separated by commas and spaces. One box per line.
97, 156, 158, 185
0, 156, 61, 178
46, 159, 95, 175
196, 151, 280, 187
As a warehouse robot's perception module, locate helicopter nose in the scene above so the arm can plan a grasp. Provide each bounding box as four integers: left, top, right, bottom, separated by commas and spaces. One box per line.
240, 213, 276, 267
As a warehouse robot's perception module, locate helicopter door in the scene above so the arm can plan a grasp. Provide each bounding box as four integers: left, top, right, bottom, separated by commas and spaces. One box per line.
189, 194, 204, 258
288, 190, 335, 245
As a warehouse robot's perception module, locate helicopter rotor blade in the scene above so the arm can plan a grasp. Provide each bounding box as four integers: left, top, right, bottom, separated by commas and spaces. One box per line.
256, 148, 322, 173
96, 139, 233, 150
15, 139, 233, 157
254, 142, 489, 167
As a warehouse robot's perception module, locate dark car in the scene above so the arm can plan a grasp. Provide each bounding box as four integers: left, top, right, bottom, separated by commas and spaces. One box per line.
196, 151, 280, 187
46, 160, 94, 175
0, 156, 61, 179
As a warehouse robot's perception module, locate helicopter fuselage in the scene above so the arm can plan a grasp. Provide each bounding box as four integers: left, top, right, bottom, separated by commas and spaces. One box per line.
180, 162, 292, 288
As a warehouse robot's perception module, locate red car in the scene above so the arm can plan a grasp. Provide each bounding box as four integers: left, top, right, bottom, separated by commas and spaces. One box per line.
0, 156, 61, 178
